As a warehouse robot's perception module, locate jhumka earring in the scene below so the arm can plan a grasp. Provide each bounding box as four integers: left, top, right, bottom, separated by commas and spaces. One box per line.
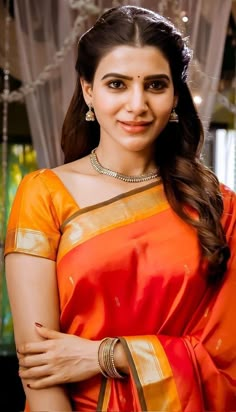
85, 104, 95, 122
169, 107, 179, 123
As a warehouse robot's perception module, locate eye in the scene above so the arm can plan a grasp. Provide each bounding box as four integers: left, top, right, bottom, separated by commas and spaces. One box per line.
146, 80, 168, 91
107, 80, 126, 89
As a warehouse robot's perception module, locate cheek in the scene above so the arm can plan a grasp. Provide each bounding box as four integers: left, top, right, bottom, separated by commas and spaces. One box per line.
155, 96, 173, 116
93, 93, 120, 115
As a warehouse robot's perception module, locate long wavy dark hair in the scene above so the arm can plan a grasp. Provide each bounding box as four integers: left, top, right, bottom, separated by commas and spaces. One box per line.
61, 5, 230, 283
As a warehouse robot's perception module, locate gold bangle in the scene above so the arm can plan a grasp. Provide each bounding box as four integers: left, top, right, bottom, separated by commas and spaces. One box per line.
97, 337, 110, 378
103, 337, 114, 377
109, 338, 124, 379
98, 337, 126, 379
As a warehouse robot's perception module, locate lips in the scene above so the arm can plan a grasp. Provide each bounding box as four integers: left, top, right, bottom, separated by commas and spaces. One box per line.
118, 120, 153, 133
120, 120, 152, 126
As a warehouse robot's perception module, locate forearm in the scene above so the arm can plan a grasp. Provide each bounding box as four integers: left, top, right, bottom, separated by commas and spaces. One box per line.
23, 382, 72, 411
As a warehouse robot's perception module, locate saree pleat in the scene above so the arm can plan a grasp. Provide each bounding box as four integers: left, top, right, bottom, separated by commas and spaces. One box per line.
4, 169, 236, 411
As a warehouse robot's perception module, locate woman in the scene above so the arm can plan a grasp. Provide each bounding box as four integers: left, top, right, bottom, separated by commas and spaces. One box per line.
5, 5, 236, 412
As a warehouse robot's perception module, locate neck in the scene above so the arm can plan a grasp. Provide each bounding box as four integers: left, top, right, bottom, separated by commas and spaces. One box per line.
95, 144, 157, 176
90, 145, 160, 184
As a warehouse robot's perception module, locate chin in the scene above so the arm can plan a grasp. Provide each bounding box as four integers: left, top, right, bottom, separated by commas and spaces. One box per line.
119, 137, 156, 153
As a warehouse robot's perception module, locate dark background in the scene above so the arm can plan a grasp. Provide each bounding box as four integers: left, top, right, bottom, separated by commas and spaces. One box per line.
0, 355, 25, 411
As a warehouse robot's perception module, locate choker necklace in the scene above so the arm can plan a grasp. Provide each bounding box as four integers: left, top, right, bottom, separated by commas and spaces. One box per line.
90, 148, 160, 183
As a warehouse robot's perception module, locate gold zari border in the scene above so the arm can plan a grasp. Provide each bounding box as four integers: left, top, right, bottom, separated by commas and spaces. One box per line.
97, 378, 111, 412
58, 184, 168, 262
5, 228, 56, 260
120, 336, 182, 412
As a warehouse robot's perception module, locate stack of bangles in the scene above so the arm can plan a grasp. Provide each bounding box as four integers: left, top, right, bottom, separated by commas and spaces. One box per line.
97, 337, 126, 379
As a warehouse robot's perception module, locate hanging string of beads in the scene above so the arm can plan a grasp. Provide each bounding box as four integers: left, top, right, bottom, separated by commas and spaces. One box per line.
0, 0, 11, 339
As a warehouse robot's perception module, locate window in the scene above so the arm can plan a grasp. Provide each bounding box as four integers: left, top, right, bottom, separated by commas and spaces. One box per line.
214, 129, 236, 191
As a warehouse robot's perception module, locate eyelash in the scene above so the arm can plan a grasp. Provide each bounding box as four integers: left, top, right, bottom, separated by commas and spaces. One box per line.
147, 81, 167, 91
108, 80, 125, 89
107, 80, 168, 91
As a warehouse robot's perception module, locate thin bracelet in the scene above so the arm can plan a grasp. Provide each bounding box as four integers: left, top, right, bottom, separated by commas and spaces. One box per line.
97, 337, 111, 378
109, 337, 125, 379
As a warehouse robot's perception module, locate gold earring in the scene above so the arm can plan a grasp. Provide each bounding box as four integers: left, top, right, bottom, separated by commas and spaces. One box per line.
169, 107, 179, 123
85, 104, 95, 122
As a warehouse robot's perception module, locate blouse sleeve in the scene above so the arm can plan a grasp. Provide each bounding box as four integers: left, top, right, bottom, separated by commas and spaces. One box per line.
4, 169, 61, 261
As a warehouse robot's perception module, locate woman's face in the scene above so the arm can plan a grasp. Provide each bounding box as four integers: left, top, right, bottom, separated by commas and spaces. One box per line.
81, 45, 177, 153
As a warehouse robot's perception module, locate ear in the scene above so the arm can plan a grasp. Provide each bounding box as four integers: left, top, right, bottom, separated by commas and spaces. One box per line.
80, 78, 93, 105
173, 95, 179, 108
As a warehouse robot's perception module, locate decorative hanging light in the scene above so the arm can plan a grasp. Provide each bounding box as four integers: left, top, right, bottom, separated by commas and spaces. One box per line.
180, 11, 189, 23
193, 95, 203, 105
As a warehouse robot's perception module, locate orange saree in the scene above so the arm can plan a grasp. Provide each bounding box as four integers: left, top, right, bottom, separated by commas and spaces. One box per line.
4, 169, 236, 411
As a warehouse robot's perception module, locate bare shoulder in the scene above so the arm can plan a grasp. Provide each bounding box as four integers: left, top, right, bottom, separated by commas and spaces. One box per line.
51, 155, 117, 208
52, 155, 94, 177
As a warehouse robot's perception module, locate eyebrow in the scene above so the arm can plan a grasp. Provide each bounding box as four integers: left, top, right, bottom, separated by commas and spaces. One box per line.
101, 73, 170, 81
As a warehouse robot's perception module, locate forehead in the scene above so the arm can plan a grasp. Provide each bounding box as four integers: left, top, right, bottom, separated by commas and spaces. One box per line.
94, 45, 171, 79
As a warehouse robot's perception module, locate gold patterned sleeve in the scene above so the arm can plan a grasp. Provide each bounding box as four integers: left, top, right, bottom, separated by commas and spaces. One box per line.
4, 169, 61, 261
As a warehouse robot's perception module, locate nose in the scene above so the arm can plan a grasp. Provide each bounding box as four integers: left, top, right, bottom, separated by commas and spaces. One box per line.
125, 86, 148, 114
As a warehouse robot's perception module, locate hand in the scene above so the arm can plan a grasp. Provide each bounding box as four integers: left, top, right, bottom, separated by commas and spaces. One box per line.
17, 324, 101, 389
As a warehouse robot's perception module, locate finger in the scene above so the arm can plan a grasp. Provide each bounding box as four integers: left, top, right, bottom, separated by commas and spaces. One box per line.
19, 364, 50, 380
35, 324, 64, 340
26, 372, 68, 389
27, 376, 57, 389
16, 351, 23, 360
18, 353, 46, 368
17, 341, 49, 355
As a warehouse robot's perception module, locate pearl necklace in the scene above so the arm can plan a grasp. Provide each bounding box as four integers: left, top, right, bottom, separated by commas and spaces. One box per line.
90, 148, 160, 183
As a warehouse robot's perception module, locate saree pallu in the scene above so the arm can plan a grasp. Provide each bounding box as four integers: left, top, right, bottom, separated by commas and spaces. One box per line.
5, 169, 236, 411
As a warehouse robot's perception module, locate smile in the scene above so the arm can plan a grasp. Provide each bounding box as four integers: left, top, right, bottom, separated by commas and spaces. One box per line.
118, 120, 153, 133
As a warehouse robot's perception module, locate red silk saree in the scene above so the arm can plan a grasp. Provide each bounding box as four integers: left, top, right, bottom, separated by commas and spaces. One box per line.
5, 169, 236, 411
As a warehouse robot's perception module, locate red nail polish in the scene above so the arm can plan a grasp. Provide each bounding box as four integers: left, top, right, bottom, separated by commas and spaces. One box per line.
27, 383, 31, 388
35, 322, 43, 327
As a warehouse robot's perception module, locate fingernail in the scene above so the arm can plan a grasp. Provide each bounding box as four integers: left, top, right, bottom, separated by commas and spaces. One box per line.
27, 384, 31, 388
35, 322, 43, 327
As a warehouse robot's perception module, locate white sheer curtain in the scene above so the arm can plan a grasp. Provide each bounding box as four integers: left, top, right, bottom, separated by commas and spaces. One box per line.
14, 0, 98, 168
12, 0, 232, 167
180, 0, 232, 130
215, 129, 236, 191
